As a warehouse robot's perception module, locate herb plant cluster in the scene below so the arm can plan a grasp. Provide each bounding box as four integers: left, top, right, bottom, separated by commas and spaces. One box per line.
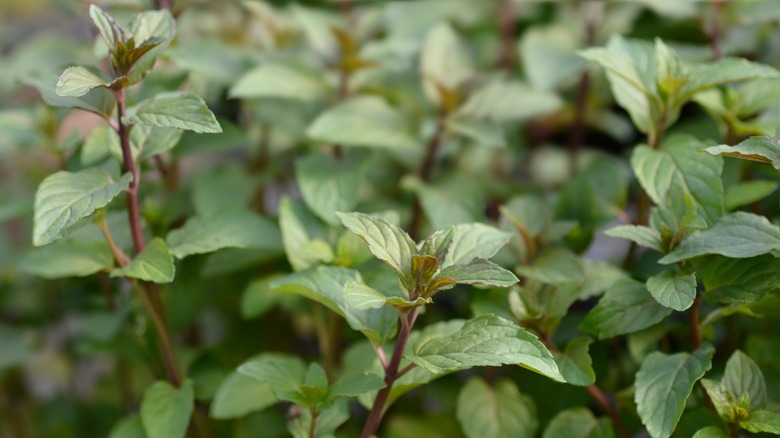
2, 1, 780, 437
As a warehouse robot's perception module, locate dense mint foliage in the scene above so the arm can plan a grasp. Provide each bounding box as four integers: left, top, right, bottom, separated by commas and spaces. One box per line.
3, 1, 780, 438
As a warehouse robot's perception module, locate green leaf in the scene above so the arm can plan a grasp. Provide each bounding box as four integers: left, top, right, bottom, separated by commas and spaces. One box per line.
543, 408, 615, 438
89, 5, 126, 51
456, 377, 538, 438
703, 136, 780, 170
237, 355, 307, 406
273, 266, 398, 346
515, 248, 584, 284
33, 169, 132, 246
406, 314, 563, 381
241, 274, 288, 319
520, 24, 589, 92
433, 259, 518, 290
682, 58, 779, 99
55, 66, 109, 97
23, 72, 115, 117
604, 225, 663, 252
635, 345, 715, 438
295, 152, 366, 225
19, 239, 114, 279
108, 415, 146, 438
457, 79, 562, 123
722, 350, 766, 410
125, 92, 222, 134
306, 96, 418, 150
724, 180, 778, 211
209, 371, 276, 419
692, 426, 728, 438
128, 9, 176, 45
554, 336, 596, 386
402, 177, 482, 229
0, 325, 32, 373
191, 166, 257, 216
646, 270, 697, 311
344, 281, 388, 309
140, 379, 194, 438
632, 135, 724, 226
329, 371, 386, 399
166, 210, 282, 259
420, 22, 473, 106
660, 212, 780, 264
580, 278, 672, 339
278, 197, 333, 272
740, 410, 780, 434
229, 63, 327, 101
701, 254, 780, 304
111, 238, 175, 283
337, 212, 417, 286
287, 398, 349, 438
440, 223, 512, 268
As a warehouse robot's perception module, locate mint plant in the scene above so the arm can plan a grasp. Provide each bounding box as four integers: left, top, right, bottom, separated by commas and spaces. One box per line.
4, 2, 780, 438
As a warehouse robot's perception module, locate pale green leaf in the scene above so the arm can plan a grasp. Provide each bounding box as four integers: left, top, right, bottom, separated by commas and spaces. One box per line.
344, 281, 388, 310
125, 92, 222, 134
237, 355, 307, 406
458, 79, 562, 123
19, 239, 113, 279
209, 371, 276, 419
604, 225, 663, 252
554, 336, 596, 387
660, 212, 780, 264
740, 410, 780, 434
55, 66, 108, 97
723, 350, 766, 410
112, 238, 175, 283
329, 372, 386, 399
520, 24, 589, 91
406, 314, 563, 381
682, 58, 780, 99
632, 135, 724, 226
229, 63, 327, 101
703, 136, 780, 170
241, 274, 288, 319
724, 180, 778, 211
166, 210, 282, 259
23, 73, 115, 117
580, 279, 672, 339
440, 223, 512, 268
272, 266, 398, 346
420, 22, 473, 105
128, 9, 175, 45
646, 270, 697, 311
296, 152, 366, 225
337, 212, 417, 285
543, 408, 615, 438
515, 248, 584, 284
456, 377, 537, 438
435, 259, 518, 289
108, 415, 146, 438
33, 169, 132, 246
635, 345, 714, 438
692, 426, 728, 438
307, 96, 418, 150
278, 197, 332, 272
140, 379, 194, 438
89, 5, 126, 51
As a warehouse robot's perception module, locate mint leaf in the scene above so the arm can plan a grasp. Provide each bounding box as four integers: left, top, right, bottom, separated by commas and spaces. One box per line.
604, 225, 663, 252
166, 210, 282, 259
307, 96, 418, 150
456, 377, 538, 438
33, 169, 132, 246
344, 281, 388, 310
542, 408, 615, 438
406, 314, 563, 381
703, 136, 780, 170
515, 248, 584, 284
55, 66, 109, 97
111, 238, 175, 283
89, 5, 126, 51
646, 270, 697, 311
682, 58, 779, 99
278, 197, 333, 272
420, 22, 473, 106
108, 415, 145, 438
140, 379, 194, 438
554, 336, 596, 387
635, 345, 715, 438
724, 180, 779, 211
740, 410, 780, 434
329, 371, 385, 399
433, 258, 518, 290
295, 152, 366, 225
458, 79, 562, 123
209, 371, 276, 420
660, 212, 780, 264
125, 92, 222, 134
701, 255, 780, 304
580, 278, 672, 339
440, 223, 512, 268
20, 239, 113, 279
722, 350, 766, 410
230, 63, 327, 101
237, 355, 307, 406
337, 211, 417, 287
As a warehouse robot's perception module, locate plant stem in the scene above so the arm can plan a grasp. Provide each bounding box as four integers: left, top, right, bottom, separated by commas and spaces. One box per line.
690, 297, 702, 351
409, 116, 446, 240
112, 89, 184, 388
312, 303, 334, 380
495, 0, 518, 70
361, 307, 421, 438
308, 409, 320, 438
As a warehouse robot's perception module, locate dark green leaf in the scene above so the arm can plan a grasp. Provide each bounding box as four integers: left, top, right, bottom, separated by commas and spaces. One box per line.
140, 379, 194, 438
456, 377, 537, 438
